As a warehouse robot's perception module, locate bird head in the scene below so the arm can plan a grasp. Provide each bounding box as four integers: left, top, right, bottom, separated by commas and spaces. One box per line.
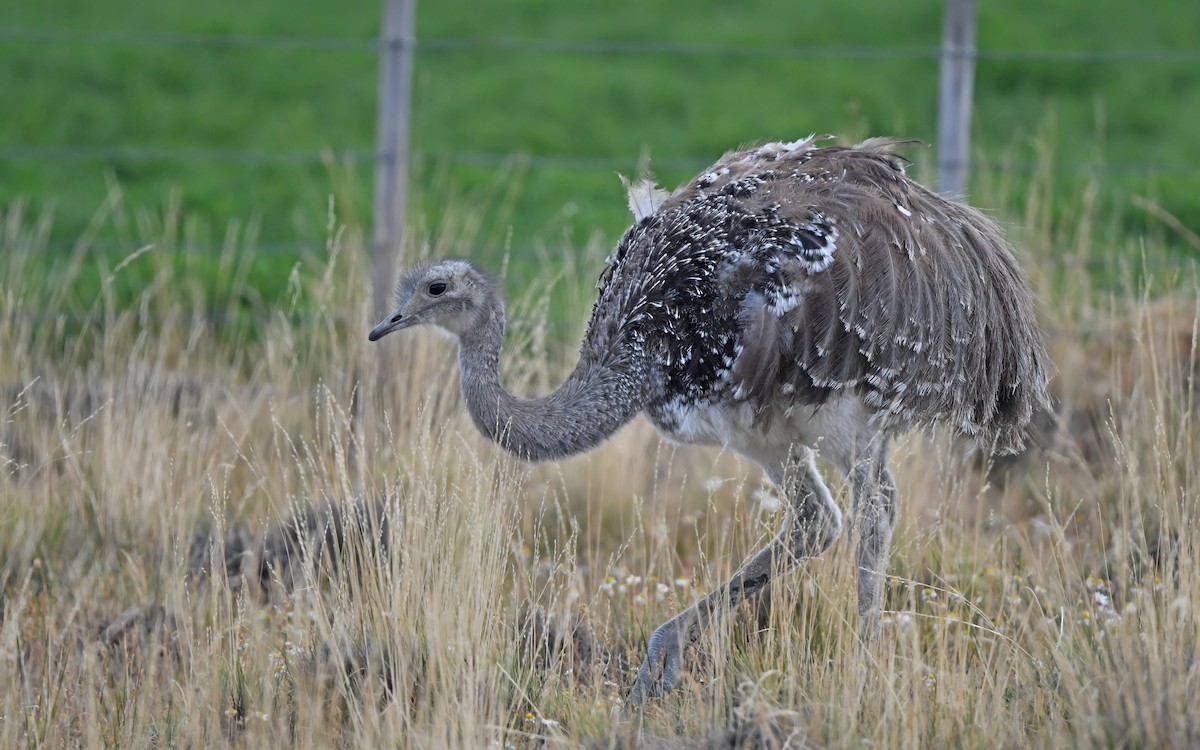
368, 259, 498, 342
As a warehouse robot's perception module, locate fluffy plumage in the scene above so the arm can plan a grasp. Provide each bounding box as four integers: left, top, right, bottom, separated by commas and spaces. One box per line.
591, 134, 1051, 452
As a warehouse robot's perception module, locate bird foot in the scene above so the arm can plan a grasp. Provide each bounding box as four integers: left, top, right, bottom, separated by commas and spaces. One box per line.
629, 620, 685, 705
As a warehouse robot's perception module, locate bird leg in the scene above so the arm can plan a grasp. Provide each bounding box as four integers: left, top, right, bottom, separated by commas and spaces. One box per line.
629, 449, 842, 704
849, 438, 897, 648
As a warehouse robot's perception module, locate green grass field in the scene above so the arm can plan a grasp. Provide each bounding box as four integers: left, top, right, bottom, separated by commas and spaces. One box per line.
3, 0, 1199, 312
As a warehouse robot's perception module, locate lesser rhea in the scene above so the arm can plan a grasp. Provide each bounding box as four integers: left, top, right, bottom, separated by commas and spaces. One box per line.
369, 136, 1054, 702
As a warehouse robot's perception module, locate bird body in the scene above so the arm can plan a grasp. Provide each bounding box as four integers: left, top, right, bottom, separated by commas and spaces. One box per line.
591, 135, 1048, 453
369, 135, 1053, 702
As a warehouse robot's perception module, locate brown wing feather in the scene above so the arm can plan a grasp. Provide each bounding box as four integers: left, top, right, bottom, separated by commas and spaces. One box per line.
727, 138, 1053, 451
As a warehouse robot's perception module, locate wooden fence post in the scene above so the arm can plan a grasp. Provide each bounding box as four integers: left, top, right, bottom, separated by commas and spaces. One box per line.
937, 0, 977, 196
372, 0, 416, 316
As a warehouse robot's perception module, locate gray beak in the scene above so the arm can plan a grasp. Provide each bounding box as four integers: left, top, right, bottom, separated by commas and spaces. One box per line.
368, 310, 408, 341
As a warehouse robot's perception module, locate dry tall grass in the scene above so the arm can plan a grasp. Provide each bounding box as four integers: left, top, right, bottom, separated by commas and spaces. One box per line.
1, 180, 1197, 748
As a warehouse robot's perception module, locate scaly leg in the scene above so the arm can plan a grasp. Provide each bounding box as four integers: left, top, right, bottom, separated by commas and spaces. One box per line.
630, 449, 843, 703
850, 438, 897, 647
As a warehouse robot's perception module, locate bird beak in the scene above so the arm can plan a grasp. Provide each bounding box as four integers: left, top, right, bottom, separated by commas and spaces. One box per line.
368, 309, 410, 341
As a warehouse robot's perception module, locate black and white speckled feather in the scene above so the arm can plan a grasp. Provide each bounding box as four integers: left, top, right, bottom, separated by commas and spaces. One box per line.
585, 135, 1053, 453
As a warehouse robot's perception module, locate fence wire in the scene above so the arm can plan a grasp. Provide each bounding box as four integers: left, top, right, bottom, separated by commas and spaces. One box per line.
3, 23, 1198, 257
3, 25, 1199, 176
4, 27, 1200, 63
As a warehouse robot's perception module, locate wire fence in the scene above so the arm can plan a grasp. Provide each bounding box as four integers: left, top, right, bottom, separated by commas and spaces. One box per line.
3, 19, 1199, 266
4, 26, 1200, 173
5, 26, 1200, 63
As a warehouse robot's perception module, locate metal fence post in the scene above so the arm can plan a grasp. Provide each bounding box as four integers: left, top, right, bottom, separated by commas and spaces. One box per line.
937, 0, 977, 196
372, 0, 416, 316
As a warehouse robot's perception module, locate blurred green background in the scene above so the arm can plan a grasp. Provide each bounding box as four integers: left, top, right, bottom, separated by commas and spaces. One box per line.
2, 0, 1198, 314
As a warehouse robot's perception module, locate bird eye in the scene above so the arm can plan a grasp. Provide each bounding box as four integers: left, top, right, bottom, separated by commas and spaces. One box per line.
427, 281, 447, 296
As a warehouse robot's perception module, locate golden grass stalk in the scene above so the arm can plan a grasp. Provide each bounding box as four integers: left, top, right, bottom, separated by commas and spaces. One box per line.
1, 174, 1197, 747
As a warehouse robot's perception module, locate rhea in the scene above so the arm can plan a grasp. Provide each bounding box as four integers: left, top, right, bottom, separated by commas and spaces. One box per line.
368, 136, 1053, 702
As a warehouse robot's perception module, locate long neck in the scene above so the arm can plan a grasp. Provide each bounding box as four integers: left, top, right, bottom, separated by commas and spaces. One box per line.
456, 299, 652, 462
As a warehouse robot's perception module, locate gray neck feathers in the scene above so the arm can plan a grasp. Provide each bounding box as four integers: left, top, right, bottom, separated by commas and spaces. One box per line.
456, 295, 650, 462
